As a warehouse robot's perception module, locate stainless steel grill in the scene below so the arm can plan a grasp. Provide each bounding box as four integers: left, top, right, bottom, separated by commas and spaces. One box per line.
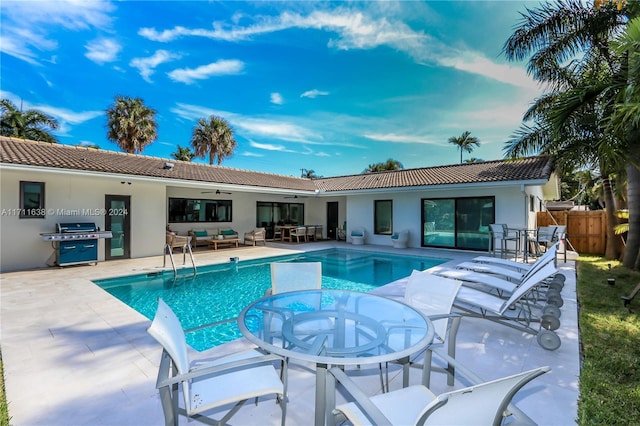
41, 222, 112, 266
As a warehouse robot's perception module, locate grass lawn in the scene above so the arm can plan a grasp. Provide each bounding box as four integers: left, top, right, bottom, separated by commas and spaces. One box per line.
1, 353, 9, 426
576, 256, 640, 425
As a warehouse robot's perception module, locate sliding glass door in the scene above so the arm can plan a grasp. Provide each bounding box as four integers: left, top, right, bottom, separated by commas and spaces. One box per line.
422, 196, 494, 250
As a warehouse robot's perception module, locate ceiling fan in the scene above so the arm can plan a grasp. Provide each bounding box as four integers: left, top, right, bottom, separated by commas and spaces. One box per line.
201, 189, 232, 195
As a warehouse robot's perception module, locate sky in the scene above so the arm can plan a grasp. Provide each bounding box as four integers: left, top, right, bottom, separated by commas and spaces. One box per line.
1, 0, 546, 178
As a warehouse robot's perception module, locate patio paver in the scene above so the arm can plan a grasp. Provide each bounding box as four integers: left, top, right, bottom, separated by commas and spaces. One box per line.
0, 242, 579, 425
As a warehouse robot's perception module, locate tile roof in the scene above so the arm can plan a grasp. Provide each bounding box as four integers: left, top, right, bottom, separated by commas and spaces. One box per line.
315, 156, 554, 192
0, 137, 316, 191
0, 136, 554, 193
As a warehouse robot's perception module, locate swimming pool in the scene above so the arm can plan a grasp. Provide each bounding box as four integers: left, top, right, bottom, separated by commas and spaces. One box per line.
93, 248, 447, 351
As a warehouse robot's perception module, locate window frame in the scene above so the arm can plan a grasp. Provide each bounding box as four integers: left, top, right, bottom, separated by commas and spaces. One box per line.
19, 181, 45, 218
168, 197, 233, 223
374, 199, 393, 235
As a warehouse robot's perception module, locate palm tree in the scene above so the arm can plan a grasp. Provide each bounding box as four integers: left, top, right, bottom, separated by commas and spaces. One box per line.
191, 115, 237, 165
172, 145, 194, 161
106, 96, 157, 154
610, 13, 640, 268
301, 169, 319, 179
502, 0, 636, 264
363, 158, 403, 173
0, 99, 59, 143
448, 131, 479, 164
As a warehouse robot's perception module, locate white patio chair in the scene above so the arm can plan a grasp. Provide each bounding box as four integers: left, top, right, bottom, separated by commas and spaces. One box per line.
267, 261, 322, 295
243, 227, 266, 246
326, 365, 550, 426
391, 229, 409, 248
381, 271, 463, 390
273, 225, 283, 241
350, 227, 366, 245
147, 299, 287, 426
290, 225, 307, 243
306, 225, 316, 241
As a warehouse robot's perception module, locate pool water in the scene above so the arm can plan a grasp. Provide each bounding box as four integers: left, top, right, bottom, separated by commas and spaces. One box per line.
93, 248, 447, 351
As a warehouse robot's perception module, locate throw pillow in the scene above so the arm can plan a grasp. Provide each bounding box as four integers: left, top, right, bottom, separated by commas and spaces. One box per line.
221, 229, 236, 236
194, 231, 207, 237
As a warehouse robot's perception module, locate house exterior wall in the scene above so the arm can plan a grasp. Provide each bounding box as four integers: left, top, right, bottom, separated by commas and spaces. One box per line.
0, 163, 552, 271
0, 168, 166, 272
345, 185, 532, 248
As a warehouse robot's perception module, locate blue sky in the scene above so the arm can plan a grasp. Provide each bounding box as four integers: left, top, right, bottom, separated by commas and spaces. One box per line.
1, 0, 545, 177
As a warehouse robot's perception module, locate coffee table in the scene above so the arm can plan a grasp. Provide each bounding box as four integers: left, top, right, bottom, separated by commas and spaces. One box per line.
207, 237, 239, 250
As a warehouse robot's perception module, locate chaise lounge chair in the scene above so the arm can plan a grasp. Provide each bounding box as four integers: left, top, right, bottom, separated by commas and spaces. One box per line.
451, 262, 563, 350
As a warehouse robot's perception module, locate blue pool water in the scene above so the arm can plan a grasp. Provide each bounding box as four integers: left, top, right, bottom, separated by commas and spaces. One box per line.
93, 248, 447, 351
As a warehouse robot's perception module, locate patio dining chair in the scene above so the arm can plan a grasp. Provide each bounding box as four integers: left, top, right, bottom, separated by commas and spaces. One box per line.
290, 226, 307, 243
147, 298, 288, 426
381, 271, 463, 390
488, 224, 519, 258
326, 365, 550, 426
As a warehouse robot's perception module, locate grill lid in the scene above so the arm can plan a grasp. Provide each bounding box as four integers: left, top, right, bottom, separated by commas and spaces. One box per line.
57, 222, 98, 233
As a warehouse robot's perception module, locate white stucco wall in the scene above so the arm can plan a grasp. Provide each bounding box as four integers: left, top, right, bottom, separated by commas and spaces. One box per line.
345, 184, 535, 249
0, 168, 166, 272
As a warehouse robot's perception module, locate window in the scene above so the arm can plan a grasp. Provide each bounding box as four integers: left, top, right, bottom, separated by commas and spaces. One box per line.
19, 181, 45, 218
530, 195, 535, 212
422, 196, 494, 250
374, 200, 393, 235
168, 198, 232, 223
256, 201, 305, 239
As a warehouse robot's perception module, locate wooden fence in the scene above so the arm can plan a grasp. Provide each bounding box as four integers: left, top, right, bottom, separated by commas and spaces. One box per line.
537, 210, 606, 255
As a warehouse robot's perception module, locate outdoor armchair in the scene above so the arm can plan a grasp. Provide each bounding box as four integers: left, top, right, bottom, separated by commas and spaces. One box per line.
391, 229, 409, 248
350, 227, 366, 245
244, 227, 266, 246
290, 225, 308, 243
147, 298, 287, 426
326, 365, 550, 426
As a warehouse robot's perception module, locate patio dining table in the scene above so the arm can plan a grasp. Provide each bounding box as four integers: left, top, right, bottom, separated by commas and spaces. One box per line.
238, 289, 434, 426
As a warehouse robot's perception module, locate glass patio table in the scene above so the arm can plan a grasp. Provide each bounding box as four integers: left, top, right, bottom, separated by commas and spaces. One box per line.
237, 289, 434, 426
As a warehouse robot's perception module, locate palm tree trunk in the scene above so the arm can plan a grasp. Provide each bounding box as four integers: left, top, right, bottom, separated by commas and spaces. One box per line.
602, 175, 620, 260
623, 163, 640, 270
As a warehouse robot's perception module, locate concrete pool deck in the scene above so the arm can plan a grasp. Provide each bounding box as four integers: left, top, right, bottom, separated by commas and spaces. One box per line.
0, 241, 579, 425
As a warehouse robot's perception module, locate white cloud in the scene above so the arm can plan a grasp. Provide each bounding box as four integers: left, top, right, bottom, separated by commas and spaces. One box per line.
140, 7, 536, 90
85, 38, 121, 64
0, 0, 114, 65
168, 59, 244, 84
363, 133, 444, 145
270, 92, 284, 104
130, 50, 181, 82
249, 141, 291, 152
171, 102, 320, 143
300, 89, 329, 99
